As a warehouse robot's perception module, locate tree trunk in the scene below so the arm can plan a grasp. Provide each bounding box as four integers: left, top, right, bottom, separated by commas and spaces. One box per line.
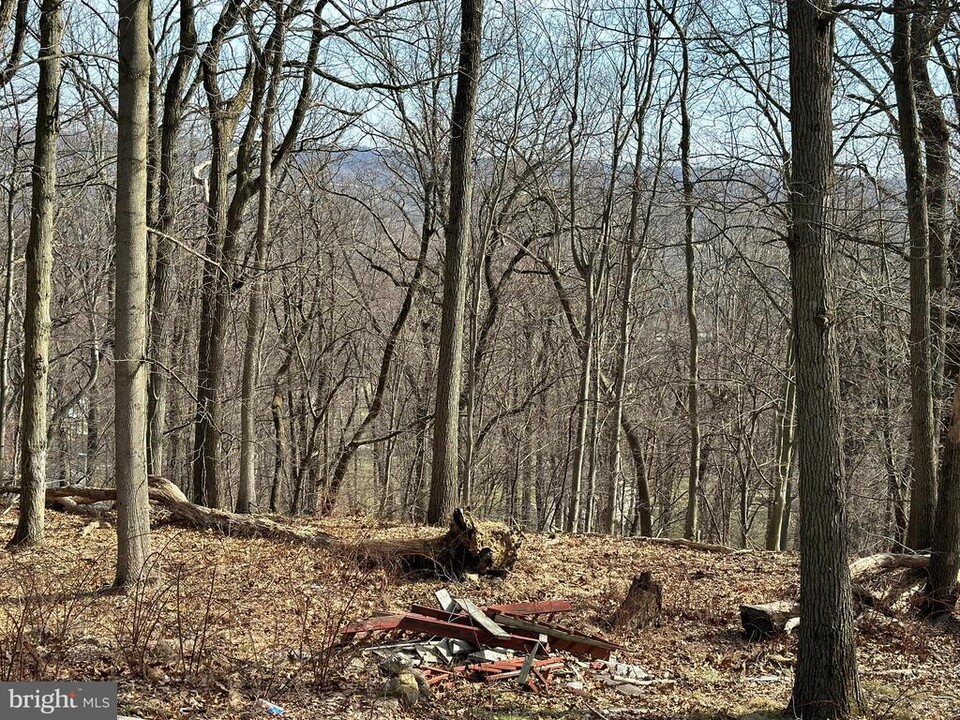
923, 377, 960, 618
427, 0, 482, 525
606, 572, 662, 631
9, 0, 61, 548
604, 248, 635, 535
113, 0, 154, 587
268, 390, 285, 512
893, 1, 938, 553
238, 13, 283, 514
765, 339, 796, 551
911, 15, 950, 407
787, 0, 860, 716
878, 252, 907, 550
192, 153, 230, 508
0, 172, 20, 483
147, 0, 196, 477
624, 416, 653, 537
675, 19, 700, 543
567, 277, 594, 533
462, 225, 485, 508
585, 330, 603, 533
85, 382, 99, 484
780, 488, 794, 552
192, 0, 249, 510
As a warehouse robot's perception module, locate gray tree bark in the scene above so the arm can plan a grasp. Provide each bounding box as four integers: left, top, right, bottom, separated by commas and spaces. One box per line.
673, 14, 701, 543
893, 0, 938, 552
765, 339, 796, 551
114, 0, 154, 587
0, 0, 28, 90
9, 0, 62, 548
426, 0, 482, 525
0, 170, 18, 483
147, 0, 196, 477
910, 14, 950, 406
787, 0, 861, 716
238, 5, 284, 514
923, 377, 960, 618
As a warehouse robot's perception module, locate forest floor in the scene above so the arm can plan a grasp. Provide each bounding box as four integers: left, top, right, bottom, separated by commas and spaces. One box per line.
0, 510, 958, 720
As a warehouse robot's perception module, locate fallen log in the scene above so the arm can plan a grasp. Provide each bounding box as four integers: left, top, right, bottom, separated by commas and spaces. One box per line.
46, 496, 111, 519
634, 536, 741, 554
88, 477, 340, 547
849, 553, 930, 579
1, 478, 337, 545
740, 553, 950, 639
0, 481, 520, 577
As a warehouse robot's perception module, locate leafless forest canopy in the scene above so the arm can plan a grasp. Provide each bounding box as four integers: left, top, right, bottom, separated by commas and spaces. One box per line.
0, 0, 953, 552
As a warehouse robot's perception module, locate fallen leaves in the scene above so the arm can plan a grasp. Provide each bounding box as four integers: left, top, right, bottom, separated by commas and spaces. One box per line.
0, 511, 957, 719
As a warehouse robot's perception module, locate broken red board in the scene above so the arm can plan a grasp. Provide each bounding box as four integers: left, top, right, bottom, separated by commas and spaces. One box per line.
486, 600, 574, 617
492, 614, 621, 660
407, 604, 472, 624
396, 613, 540, 653
420, 656, 566, 687
481, 658, 565, 682
340, 596, 586, 665
341, 614, 401, 640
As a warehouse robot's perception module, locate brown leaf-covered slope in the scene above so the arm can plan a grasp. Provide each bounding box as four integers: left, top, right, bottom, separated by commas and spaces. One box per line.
0, 511, 957, 720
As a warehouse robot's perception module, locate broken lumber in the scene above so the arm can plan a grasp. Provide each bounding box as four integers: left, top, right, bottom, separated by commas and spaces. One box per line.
487, 600, 574, 617
492, 614, 621, 660
435, 588, 456, 612
418, 655, 565, 688
395, 613, 539, 653
454, 597, 510, 638
342, 614, 403, 640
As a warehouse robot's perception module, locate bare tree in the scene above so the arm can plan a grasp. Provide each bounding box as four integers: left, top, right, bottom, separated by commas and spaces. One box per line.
787, 0, 860, 716
660, 2, 701, 542
114, 0, 154, 587
427, 0, 483, 525
0, 0, 27, 90
238, 1, 285, 514
893, 0, 938, 552
9, 0, 62, 548
146, 0, 197, 477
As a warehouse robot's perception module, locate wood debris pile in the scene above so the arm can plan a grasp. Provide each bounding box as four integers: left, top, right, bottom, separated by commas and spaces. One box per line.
341, 589, 627, 696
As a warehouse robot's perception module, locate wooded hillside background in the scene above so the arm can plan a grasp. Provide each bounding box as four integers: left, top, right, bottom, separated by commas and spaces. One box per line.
0, 0, 954, 554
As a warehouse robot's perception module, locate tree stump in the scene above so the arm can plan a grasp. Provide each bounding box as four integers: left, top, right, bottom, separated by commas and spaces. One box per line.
739, 601, 800, 640
608, 572, 662, 631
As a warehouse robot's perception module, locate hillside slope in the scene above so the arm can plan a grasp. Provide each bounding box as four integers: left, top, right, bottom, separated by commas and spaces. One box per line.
0, 512, 957, 719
